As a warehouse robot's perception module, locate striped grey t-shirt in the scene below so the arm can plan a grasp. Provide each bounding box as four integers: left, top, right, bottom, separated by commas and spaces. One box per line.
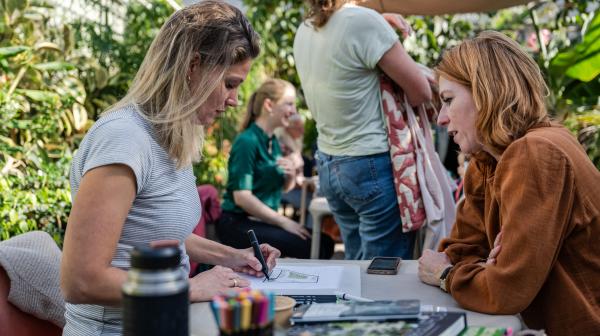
64, 105, 201, 335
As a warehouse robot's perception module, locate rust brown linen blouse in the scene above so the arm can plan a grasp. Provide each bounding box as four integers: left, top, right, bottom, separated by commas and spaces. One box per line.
439, 123, 600, 335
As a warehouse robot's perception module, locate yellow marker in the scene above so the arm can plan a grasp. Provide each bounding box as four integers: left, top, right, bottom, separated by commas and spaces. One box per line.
240, 298, 252, 330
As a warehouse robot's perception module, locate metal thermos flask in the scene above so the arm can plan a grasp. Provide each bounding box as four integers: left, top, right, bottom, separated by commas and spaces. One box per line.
122, 245, 189, 336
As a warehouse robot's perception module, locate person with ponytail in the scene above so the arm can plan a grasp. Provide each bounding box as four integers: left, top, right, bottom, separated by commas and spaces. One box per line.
293, 0, 431, 260
217, 79, 335, 259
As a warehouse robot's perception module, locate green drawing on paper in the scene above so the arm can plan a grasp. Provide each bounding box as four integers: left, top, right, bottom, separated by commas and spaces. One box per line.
265, 268, 319, 283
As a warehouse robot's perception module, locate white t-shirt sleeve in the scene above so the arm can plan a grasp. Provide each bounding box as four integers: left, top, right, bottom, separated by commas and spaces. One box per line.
80, 118, 153, 194
348, 9, 398, 69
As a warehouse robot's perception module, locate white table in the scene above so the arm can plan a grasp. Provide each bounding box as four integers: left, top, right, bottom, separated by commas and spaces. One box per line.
190, 259, 522, 335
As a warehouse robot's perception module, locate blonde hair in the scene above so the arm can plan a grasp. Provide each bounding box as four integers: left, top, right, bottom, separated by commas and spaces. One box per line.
435, 31, 549, 155
304, 0, 350, 28
107, 1, 260, 168
241, 78, 294, 130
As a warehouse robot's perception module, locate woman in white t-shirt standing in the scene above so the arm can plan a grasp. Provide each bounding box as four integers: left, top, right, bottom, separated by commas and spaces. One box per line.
293, 0, 431, 260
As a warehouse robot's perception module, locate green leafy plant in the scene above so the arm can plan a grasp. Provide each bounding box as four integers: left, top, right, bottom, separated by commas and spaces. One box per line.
243, 0, 599, 169
2, 0, 597, 246
71, 0, 175, 120
0, 0, 89, 244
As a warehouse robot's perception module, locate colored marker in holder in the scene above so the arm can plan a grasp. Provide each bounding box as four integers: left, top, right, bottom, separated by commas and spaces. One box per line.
211, 289, 274, 336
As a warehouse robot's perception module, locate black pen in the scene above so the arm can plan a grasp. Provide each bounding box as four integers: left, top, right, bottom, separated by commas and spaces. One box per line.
247, 229, 270, 280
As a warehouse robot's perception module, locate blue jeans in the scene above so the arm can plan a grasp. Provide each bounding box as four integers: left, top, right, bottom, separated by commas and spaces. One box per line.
316, 151, 415, 260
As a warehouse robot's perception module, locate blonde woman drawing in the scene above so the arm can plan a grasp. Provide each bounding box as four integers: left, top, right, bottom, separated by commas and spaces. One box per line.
60, 2, 280, 334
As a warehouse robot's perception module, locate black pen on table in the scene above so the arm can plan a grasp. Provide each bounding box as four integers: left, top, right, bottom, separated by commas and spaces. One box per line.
247, 229, 271, 280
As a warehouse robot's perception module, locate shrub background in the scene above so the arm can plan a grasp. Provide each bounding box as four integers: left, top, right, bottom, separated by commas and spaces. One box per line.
1, 0, 598, 245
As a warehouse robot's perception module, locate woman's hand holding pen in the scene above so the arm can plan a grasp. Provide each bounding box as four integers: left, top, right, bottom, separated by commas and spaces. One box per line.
224, 244, 280, 277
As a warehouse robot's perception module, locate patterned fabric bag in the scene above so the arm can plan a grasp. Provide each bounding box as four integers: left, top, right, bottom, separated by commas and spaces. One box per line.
380, 76, 456, 249
380, 77, 426, 232
405, 101, 457, 252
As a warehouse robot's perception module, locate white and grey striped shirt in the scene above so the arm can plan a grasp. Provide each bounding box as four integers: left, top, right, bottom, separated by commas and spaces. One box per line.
64, 105, 201, 335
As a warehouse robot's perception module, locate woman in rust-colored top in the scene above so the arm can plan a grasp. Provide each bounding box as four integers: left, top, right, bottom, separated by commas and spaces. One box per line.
418, 31, 600, 335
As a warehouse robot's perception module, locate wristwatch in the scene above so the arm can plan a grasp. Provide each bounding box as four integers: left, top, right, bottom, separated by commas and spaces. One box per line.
439, 265, 453, 292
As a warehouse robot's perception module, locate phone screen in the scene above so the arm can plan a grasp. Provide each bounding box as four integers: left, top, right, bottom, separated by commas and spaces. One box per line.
369, 257, 399, 270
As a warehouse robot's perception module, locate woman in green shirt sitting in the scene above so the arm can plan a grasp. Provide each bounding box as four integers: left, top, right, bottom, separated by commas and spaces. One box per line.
217, 79, 334, 259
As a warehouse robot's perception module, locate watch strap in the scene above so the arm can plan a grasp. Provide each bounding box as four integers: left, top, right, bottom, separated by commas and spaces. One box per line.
439, 265, 453, 292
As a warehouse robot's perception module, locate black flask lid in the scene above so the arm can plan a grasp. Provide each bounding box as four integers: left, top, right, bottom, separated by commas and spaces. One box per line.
130, 245, 180, 270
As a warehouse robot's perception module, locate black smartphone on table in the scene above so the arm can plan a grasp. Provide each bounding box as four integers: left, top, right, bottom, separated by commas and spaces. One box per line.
367, 256, 401, 275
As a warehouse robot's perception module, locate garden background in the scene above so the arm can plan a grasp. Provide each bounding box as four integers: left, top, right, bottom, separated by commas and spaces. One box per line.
1, 0, 598, 245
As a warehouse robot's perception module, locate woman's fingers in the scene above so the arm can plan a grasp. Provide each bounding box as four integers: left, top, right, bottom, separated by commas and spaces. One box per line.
260, 244, 280, 268
235, 278, 249, 287
228, 277, 248, 288
214, 265, 236, 280
484, 245, 501, 265
490, 244, 501, 257
493, 232, 503, 248
300, 227, 311, 239
293, 226, 311, 240
216, 266, 249, 288
382, 13, 412, 38
485, 232, 503, 265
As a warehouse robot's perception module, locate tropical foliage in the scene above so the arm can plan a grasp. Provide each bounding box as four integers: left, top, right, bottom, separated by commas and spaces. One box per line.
0, 0, 85, 243
244, 0, 600, 165
1, 0, 598, 244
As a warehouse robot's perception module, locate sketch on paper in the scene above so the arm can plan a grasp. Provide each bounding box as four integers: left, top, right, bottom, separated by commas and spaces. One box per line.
238, 264, 360, 295
265, 268, 319, 283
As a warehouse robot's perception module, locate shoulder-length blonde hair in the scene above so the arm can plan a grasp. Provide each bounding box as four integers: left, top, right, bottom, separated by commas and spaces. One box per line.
108, 1, 260, 168
240, 78, 294, 130
304, 0, 350, 28
435, 31, 549, 155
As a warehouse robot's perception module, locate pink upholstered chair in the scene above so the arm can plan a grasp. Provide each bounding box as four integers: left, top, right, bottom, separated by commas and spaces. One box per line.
189, 184, 222, 276
0, 266, 62, 336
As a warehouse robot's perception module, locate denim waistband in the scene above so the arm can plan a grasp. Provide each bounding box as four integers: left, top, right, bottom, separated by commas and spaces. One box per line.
316, 150, 389, 161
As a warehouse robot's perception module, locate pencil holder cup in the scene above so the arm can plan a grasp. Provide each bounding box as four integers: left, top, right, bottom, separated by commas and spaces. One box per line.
274, 296, 296, 329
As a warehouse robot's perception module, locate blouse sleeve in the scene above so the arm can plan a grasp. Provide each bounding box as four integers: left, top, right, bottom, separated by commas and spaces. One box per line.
445, 137, 575, 314
80, 118, 153, 194
347, 8, 398, 69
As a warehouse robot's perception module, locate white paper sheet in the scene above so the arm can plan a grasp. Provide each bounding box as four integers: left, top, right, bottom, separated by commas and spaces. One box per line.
238, 264, 361, 296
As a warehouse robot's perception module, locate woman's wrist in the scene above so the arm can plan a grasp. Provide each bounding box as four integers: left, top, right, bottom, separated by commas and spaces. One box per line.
221, 245, 244, 266
276, 215, 289, 228
203, 240, 239, 266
